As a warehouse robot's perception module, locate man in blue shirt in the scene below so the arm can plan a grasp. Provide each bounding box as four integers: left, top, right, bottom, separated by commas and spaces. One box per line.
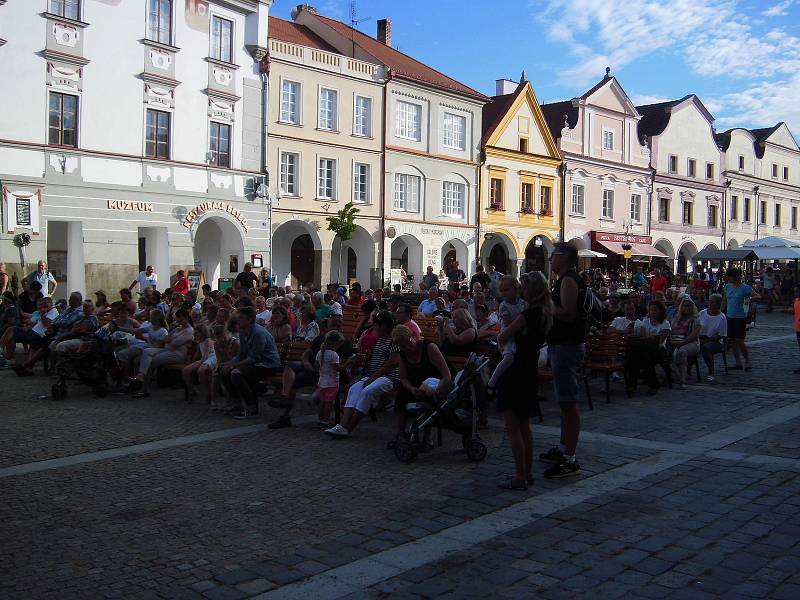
219, 306, 281, 419
722, 267, 759, 371
25, 261, 57, 298
417, 287, 439, 316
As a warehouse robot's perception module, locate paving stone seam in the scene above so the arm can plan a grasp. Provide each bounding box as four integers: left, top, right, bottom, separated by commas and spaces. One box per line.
252, 450, 697, 600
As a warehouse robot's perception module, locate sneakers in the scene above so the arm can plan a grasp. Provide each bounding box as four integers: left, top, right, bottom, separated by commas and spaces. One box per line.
233, 409, 260, 420
267, 416, 292, 429
706, 375, 716, 384
539, 446, 565, 464
544, 460, 581, 479
324, 423, 349, 438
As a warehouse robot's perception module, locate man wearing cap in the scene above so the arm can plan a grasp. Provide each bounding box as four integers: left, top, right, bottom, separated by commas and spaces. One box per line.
24, 261, 57, 298
235, 262, 258, 291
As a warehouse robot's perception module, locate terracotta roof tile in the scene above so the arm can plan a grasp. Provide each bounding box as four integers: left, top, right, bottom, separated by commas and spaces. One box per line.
481, 82, 524, 145
309, 13, 487, 101
269, 16, 339, 53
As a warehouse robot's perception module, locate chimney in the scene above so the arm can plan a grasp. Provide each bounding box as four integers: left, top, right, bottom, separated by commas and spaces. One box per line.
377, 18, 392, 46
291, 4, 316, 19
495, 78, 518, 96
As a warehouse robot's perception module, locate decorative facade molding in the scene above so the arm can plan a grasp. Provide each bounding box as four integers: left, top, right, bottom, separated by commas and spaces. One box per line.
680, 190, 696, 201
46, 61, 83, 92
42, 48, 90, 67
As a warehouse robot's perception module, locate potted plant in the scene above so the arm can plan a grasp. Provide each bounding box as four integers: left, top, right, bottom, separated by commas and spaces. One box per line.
520, 206, 535, 215
489, 202, 502, 210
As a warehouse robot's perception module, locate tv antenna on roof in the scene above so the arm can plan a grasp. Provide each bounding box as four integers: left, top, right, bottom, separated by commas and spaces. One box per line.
349, 0, 370, 57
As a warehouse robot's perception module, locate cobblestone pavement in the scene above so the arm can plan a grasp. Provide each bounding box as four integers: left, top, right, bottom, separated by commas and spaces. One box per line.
2, 311, 799, 599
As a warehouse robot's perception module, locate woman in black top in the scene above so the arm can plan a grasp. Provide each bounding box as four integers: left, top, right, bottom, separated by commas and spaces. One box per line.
393, 324, 452, 447
496, 271, 552, 490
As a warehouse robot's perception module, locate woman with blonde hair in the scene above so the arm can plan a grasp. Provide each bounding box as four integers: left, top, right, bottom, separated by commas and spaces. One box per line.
440, 307, 478, 357
495, 271, 552, 490
668, 295, 701, 389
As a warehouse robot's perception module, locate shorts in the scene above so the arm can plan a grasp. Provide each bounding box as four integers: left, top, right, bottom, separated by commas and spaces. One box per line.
14, 328, 46, 348
202, 355, 217, 369
727, 317, 747, 340
317, 386, 339, 404
288, 361, 319, 389
550, 343, 585, 404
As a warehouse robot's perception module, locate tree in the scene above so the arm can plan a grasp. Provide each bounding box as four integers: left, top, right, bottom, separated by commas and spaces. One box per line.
326, 201, 360, 284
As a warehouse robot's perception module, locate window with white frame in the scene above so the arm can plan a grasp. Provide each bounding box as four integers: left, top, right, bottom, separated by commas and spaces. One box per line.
393, 173, 420, 212
441, 181, 465, 217
687, 158, 696, 178
208, 121, 230, 167
49, 92, 78, 147
318, 88, 337, 130
571, 184, 585, 215
659, 197, 670, 222
738, 155, 745, 170
395, 100, 421, 141
772, 163, 778, 178
540, 186, 552, 214
211, 16, 233, 63
442, 112, 466, 150
682, 201, 693, 225
630, 194, 642, 223
280, 80, 300, 124
602, 129, 614, 150
784, 166, 789, 181
352, 163, 370, 203
774, 203, 781, 227
706, 163, 715, 180
708, 204, 718, 227
744, 197, 751, 221
353, 96, 371, 137
50, 0, 80, 19
317, 158, 336, 199
792, 206, 798, 230
145, 108, 170, 159
668, 155, 678, 173
147, 0, 172, 45
602, 189, 614, 219
279, 151, 299, 196
730, 195, 738, 220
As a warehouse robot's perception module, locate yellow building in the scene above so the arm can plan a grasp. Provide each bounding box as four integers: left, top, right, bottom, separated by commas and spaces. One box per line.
479, 76, 562, 276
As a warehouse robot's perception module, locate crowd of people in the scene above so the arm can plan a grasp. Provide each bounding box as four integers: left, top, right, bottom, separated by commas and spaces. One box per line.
1, 250, 799, 491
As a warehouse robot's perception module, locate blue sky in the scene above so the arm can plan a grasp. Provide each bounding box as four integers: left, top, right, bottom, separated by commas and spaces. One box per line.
273, 0, 800, 139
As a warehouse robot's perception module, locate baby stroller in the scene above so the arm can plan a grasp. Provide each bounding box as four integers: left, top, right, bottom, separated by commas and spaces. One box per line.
52, 337, 115, 400
395, 352, 492, 463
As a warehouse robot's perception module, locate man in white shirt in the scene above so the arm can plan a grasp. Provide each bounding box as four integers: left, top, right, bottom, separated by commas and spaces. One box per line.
130, 265, 158, 293
610, 302, 638, 332
698, 293, 727, 382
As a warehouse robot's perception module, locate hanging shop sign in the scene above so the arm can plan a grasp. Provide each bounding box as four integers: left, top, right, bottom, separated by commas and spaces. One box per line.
591, 231, 652, 245
183, 200, 249, 232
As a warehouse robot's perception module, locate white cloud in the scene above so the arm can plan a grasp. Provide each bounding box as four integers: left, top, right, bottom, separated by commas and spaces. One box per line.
763, 0, 795, 17
630, 94, 673, 106
712, 73, 800, 135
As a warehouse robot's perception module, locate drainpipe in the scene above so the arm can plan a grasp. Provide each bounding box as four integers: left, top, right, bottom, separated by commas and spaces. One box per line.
558, 162, 567, 241
476, 148, 484, 268
721, 179, 731, 249
378, 69, 392, 288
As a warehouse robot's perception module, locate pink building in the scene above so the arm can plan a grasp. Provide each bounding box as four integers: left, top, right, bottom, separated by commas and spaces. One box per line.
541, 69, 664, 262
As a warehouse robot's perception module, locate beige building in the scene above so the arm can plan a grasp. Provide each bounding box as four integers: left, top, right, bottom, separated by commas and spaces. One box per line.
293, 7, 488, 288
267, 16, 385, 289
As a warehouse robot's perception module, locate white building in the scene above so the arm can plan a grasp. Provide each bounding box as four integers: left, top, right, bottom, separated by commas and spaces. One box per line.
638, 95, 725, 273
0, 0, 272, 298
715, 124, 800, 251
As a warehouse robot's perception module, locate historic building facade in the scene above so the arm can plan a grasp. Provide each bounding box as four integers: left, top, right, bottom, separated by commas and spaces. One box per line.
541, 71, 660, 264
716, 124, 800, 251
479, 76, 562, 276
294, 7, 487, 287
266, 16, 384, 289
637, 95, 725, 273
0, 0, 273, 298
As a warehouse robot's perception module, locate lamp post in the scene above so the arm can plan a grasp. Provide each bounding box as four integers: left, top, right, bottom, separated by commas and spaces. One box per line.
621, 218, 633, 289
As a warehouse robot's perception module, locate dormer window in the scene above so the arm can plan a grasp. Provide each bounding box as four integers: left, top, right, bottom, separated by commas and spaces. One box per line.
602, 130, 614, 150
738, 155, 745, 170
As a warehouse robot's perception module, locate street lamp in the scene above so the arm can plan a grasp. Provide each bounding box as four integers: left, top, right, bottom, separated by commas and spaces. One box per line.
621, 218, 634, 288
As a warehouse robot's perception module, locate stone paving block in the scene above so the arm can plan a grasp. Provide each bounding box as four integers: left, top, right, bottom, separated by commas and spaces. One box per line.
730, 580, 777, 598
214, 569, 259, 586
201, 587, 247, 600
234, 579, 275, 595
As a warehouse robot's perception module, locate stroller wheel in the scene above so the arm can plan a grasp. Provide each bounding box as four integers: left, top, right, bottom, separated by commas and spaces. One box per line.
466, 440, 487, 462
395, 440, 418, 463
51, 383, 62, 400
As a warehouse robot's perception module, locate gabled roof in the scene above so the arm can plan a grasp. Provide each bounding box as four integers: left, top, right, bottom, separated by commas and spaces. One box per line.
481, 82, 523, 145
714, 131, 732, 151
636, 95, 714, 143
268, 16, 339, 53
539, 100, 578, 141
749, 123, 783, 144
480, 80, 561, 159
301, 11, 488, 101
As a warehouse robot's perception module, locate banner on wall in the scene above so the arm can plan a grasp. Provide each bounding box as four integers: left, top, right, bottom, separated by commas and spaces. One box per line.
185, 0, 210, 32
